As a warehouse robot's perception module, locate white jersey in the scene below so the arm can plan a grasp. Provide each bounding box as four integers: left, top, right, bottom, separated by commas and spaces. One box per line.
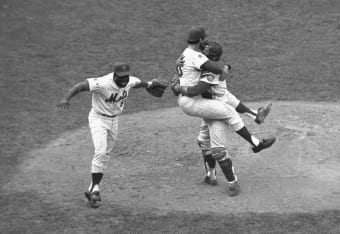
178, 47, 209, 86
200, 71, 240, 108
200, 71, 226, 100
87, 73, 141, 116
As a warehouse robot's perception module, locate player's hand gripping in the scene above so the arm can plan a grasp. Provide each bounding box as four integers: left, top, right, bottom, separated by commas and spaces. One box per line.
219, 64, 231, 81
56, 98, 70, 110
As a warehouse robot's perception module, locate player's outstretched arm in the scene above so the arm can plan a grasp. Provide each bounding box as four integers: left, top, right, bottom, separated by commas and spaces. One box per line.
56, 81, 89, 110
132, 81, 150, 89
133, 78, 168, 89
133, 78, 168, 98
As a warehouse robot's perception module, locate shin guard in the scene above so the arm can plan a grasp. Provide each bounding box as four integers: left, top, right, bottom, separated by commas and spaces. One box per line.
212, 148, 236, 182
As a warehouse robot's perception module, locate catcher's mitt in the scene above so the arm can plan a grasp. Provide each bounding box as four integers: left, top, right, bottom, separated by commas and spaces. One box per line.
146, 78, 168, 97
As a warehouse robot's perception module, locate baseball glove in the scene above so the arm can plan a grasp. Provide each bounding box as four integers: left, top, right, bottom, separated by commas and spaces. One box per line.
146, 78, 168, 97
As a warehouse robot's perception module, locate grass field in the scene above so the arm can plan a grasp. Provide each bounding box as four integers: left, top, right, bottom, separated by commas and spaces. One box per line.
1, 0, 340, 233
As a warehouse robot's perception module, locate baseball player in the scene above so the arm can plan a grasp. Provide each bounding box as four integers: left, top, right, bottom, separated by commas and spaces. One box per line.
172, 27, 275, 152
181, 39, 273, 189
171, 27, 276, 195
199, 39, 272, 123
56, 62, 167, 207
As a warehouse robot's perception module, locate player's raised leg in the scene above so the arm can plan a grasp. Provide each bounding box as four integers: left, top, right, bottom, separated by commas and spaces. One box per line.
223, 89, 272, 124
234, 124, 276, 153
254, 103, 272, 124
181, 97, 276, 152
178, 95, 241, 120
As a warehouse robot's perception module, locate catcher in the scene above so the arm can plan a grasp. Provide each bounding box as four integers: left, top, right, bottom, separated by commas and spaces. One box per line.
56, 62, 167, 207
171, 32, 275, 196
197, 40, 272, 189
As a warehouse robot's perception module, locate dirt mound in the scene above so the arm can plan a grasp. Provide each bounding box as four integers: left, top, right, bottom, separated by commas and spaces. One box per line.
4, 102, 340, 213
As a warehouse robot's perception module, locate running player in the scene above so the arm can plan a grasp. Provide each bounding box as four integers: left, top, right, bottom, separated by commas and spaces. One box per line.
56, 62, 165, 207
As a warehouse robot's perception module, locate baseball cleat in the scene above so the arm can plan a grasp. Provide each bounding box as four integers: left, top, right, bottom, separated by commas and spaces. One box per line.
204, 175, 218, 186
226, 181, 240, 197
255, 103, 272, 124
252, 136, 276, 153
84, 191, 100, 208
91, 191, 101, 202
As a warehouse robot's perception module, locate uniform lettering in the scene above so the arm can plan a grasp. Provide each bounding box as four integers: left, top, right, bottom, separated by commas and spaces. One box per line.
105, 90, 128, 103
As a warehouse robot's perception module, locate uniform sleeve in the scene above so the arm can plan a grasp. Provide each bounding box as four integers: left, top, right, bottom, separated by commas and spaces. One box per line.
87, 77, 104, 93
199, 70, 220, 85
192, 51, 209, 70
128, 76, 142, 88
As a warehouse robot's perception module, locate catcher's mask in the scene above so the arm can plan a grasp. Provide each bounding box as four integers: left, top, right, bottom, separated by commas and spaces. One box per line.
114, 74, 130, 88
200, 40, 223, 61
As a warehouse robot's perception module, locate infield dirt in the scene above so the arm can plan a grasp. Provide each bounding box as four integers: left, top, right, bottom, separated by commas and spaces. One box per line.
4, 101, 340, 215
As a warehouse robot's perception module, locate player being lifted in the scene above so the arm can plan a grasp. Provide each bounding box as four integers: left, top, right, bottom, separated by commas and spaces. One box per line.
171, 27, 275, 195
198, 39, 274, 192
56, 62, 167, 207
171, 28, 275, 153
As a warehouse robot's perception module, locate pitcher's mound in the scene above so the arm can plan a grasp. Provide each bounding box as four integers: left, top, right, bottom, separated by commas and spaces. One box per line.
6, 102, 340, 213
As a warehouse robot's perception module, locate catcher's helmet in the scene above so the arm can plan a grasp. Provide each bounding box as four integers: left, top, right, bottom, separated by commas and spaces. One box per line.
200, 40, 223, 61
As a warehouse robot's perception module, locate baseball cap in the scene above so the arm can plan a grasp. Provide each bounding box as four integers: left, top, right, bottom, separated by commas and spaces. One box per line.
187, 26, 206, 43
113, 62, 130, 76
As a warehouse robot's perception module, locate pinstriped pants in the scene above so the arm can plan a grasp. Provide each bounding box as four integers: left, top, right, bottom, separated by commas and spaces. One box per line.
178, 95, 243, 130
88, 109, 118, 173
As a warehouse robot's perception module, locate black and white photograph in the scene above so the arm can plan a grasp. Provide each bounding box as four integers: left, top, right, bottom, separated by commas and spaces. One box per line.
1, 0, 339, 233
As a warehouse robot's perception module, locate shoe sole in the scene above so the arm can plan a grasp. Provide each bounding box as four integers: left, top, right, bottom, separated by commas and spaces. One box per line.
255, 103, 272, 124
92, 197, 101, 202
252, 137, 276, 153
91, 193, 101, 202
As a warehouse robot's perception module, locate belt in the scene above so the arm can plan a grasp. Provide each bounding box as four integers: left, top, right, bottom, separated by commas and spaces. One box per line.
95, 110, 117, 118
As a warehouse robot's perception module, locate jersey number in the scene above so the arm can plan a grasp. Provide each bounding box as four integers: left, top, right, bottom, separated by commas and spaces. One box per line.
176, 65, 183, 77
176, 54, 184, 77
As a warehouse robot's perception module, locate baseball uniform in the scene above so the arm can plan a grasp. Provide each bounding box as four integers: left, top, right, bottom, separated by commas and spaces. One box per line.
177, 48, 244, 131
87, 73, 141, 173
57, 61, 170, 206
